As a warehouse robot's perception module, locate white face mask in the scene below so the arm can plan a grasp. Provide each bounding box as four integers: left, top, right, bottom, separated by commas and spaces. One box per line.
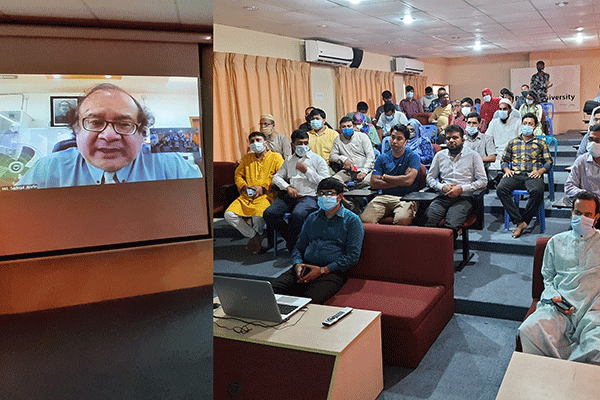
466, 126, 478, 136
571, 215, 596, 237
526, 99, 534, 106
295, 144, 310, 157
483, 95, 491, 103
498, 110, 508, 120
461, 107, 471, 117
587, 140, 600, 158
250, 141, 265, 153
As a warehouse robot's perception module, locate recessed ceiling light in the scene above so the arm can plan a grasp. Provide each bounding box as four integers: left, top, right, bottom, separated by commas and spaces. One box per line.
555, 1, 568, 7
386, 41, 393, 44
243, 5, 258, 11
349, 0, 361, 4
402, 15, 414, 25
319, 24, 328, 28
575, 32, 583, 43
474, 41, 482, 51
571, 26, 584, 31
452, 36, 461, 40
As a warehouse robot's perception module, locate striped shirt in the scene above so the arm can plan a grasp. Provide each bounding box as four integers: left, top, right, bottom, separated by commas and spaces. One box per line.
564, 153, 600, 197
501, 135, 553, 172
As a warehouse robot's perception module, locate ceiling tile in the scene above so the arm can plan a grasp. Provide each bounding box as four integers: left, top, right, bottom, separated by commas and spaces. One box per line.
493, 12, 544, 23
83, 0, 179, 23
0, 1, 94, 18
177, 0, 212, 25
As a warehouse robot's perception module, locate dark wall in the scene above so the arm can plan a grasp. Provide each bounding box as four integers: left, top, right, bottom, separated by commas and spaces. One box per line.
0, 286, 213, 400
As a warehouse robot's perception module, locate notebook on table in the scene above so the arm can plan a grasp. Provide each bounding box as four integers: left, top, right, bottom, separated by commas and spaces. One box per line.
213, 275, 311, 323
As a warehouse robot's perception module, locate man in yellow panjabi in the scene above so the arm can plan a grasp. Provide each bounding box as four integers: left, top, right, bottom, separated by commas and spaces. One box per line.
225, 131, 284, 253
307, 107, 338, 163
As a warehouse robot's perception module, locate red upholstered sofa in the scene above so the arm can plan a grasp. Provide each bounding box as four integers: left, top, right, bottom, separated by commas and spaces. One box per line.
325, 224, 455, 368
516, 236, 550, 351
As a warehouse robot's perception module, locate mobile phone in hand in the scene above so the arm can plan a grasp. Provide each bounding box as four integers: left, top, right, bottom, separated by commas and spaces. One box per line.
554, 296, 574, 311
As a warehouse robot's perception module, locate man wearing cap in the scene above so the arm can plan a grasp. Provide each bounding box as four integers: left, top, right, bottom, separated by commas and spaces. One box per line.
259, 114, 291, 159
485, 98, 521, 179
479, 88, 500, 133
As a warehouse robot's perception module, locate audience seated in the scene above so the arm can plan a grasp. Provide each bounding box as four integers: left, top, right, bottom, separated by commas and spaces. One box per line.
479, 88, 500, 132
518, 91, 544, 136
519, 191, 600, 364
306, 108, 339, 163
406, 118, 434, 165
376, 102, 408, 136
271, 177, 364, 304
565, 124, 600, 199
463, 112, 497, 176
428, 91, 452, 143
424, 125, 487, 238
497, 113, 553, 238
299, 106, 333, 133
427, 87, 447, 113
374, 90, 401, 124
399, 85, 424, 119
486, 98, 521, 181
514, 84, 529, 112
346, 101, 372, 125
493, 89, 521, 120
352, 112, 380, 149
264, 130, 329, 252
360, 124, 421, 226
259, 114, 292, 159
330, 116, 375, 191
225, 131, 284, 253
576, 106, 600, 158
454, 97, 488, 133
420, 86, 435, 112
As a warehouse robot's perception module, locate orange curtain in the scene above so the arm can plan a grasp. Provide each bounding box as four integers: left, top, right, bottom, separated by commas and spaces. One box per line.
213, 52, 311, 162
334, 67, 395, 123
403, 74, 428, 99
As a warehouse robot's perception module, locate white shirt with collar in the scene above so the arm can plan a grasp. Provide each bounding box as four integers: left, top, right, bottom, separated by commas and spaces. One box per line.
426, 146, 488, 194
272, 150, 330, 197
329, 131, 375, 174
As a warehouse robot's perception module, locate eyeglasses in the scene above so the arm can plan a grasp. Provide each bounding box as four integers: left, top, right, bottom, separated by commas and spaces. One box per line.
317, 190, 338, 197
82, 117, 140, 135
588, 136, 600, 144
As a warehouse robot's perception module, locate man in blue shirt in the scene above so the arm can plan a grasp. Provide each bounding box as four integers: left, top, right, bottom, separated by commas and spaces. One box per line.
271, 177, 365, 304
360, 124, 421, 225
16, 83, 200, 188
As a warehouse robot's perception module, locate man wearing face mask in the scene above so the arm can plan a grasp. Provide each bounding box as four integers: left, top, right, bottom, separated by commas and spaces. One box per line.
576, 107, 600, 158
493, 89, 521, 120
454, 97, 488, 133
463, 112, 496, 176
420, 86, 435, 112
428, 92, 452, 143
497, 113, 553, 238
307, 108, 338, 163
399, 85, 424, 119
271, 177, 364, 304
486, 98, 521, 175
519, 191, 600, 364
530, 60, 552, 103
514, 84, 529, 112
374, 90, 401, 124
298, 106, 333, 133
565, 124, 600, 200
258, 114, 291, 159
223, 131, 284, 253
360, 124, 421, 226
424, 125, 487, 237
376, 102, 409, 136
264, 130, 330, 253
330, 116, 375, 189
479, 88, 500, 132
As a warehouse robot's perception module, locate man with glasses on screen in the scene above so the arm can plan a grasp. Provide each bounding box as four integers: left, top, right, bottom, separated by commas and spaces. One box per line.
16, 83, 200, 188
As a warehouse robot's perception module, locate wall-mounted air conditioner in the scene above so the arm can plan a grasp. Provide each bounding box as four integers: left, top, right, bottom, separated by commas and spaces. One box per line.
305, 40, 355, 67
393, 57, 424, 74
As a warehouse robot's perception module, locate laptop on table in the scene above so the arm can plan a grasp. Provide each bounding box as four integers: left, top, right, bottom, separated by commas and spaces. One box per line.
213, 276, 311, 323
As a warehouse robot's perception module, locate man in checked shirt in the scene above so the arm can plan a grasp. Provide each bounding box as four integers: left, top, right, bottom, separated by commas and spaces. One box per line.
497, 112, 553, 238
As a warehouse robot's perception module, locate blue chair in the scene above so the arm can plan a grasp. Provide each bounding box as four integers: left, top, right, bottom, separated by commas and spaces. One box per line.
540, 102, 555, 136
422, 125, 438, 143
273, 212, 291, 257
540, 135, 557, 202
381, 136, 391, 153
504, 190, 545, 233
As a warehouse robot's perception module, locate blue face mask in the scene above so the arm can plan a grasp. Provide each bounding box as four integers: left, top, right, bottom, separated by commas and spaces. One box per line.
318, 195, 338, 211
385, 114, 394, 121
310, 119, 323, 130
341, 127, 354, 137
571, 215, 595, 237
295, 144, 309, 158
407, 92, 414, 99
498, 110, 508, 120
521, 124, 534, 136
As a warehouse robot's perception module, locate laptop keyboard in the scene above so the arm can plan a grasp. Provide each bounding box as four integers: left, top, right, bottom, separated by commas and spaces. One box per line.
277, 303, 297, 315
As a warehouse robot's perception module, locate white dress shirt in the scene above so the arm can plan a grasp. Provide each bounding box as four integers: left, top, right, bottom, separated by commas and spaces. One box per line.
272, 150, 330, 197
426, 147, 488, 194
